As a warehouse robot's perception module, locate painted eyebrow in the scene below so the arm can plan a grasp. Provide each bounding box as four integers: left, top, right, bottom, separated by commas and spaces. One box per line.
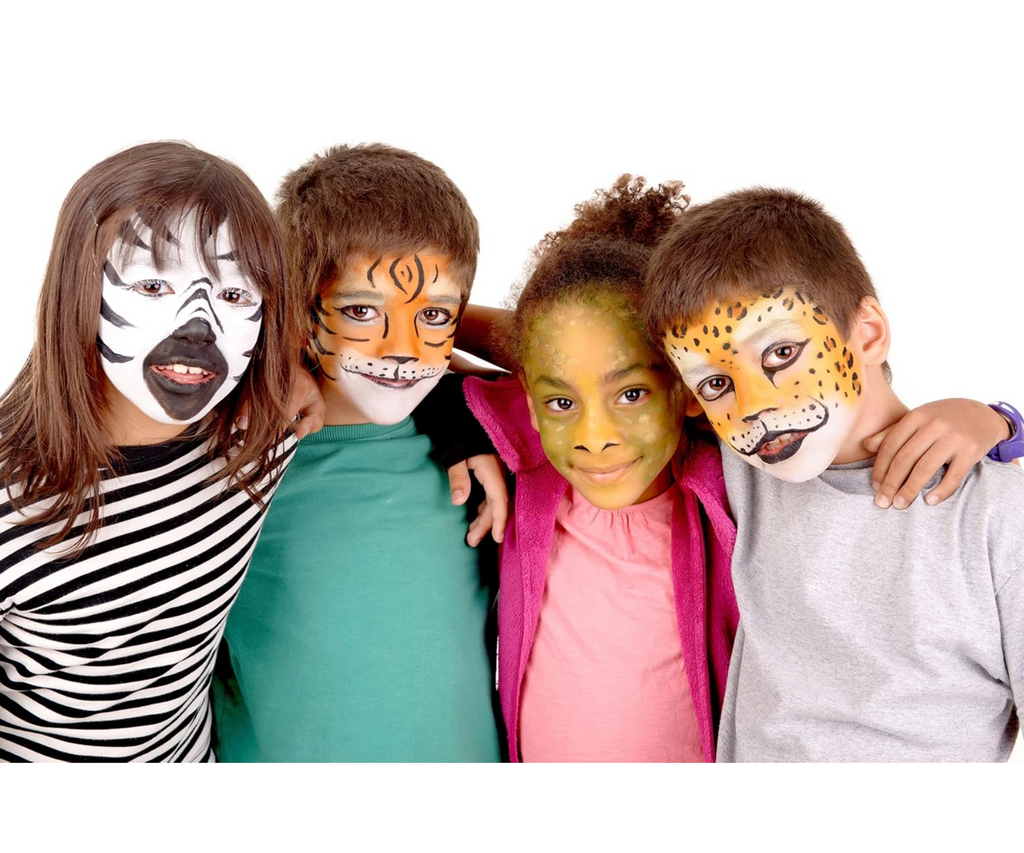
328, 289, 386, 303
421, 294, 463, 308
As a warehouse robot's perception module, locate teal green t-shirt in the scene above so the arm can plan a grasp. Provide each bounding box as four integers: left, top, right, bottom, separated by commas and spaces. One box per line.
214, 419, 500, 762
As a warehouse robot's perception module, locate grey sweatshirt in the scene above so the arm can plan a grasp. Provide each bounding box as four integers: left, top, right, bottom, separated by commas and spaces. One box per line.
717, 447, 1023, 762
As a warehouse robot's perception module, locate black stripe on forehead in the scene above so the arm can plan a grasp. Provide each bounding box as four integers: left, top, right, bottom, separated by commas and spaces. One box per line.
388, 258, 407, 294
176, 284, 224, 334
405, 255, 425, 304
366, 257, 381, 288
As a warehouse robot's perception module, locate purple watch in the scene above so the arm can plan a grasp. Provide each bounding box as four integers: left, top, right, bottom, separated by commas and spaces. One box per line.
987, 402, 1024, 462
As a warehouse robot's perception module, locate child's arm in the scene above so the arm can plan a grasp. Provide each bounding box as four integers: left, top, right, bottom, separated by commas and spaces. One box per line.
412, 373, 508, 545
455, 304, 511, 368
864, 399, 1017, 509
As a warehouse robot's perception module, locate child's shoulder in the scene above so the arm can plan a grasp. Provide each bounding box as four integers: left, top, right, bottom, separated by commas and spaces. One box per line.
463, 375, 547, 473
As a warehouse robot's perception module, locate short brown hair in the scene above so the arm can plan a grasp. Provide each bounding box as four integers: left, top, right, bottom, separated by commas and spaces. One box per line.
276, 143, 479, 336
644, 187, 879, 338
498, 175, 689, 370
0, 141, 294, 551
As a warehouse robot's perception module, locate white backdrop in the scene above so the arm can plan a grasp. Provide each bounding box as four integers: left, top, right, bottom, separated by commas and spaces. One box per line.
2, 1, 1021, 412
0, 0, 1020, 803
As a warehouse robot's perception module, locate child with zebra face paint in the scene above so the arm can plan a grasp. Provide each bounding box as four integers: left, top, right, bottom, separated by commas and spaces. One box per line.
0, 142, 302, 763
99, 212, 264, 431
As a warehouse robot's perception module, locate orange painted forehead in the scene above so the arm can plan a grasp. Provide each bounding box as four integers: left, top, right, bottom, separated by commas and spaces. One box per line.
325, 251, 459, 303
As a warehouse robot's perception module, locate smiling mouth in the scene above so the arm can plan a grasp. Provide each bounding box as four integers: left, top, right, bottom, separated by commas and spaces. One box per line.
572, 458, 640, 485
150, 363, 217, 386
753, 431, 809, 463
360, 375, 422, 391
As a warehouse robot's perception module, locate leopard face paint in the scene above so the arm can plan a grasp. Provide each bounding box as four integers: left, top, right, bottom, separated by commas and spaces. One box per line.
98, 214, 262, 425
310, 252, 463, 425
522, 297, 682, 510
664, 287, 863, 482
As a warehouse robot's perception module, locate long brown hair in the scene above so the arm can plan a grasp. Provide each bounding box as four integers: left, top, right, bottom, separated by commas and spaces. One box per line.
0, 141, 294, 550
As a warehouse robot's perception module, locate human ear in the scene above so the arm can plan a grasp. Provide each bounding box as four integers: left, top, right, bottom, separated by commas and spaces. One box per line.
685, 393, 705, 418
850, 296, 891, 366
520, 373, 540, 433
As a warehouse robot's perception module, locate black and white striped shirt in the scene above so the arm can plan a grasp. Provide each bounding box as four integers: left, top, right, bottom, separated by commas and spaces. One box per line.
0, 435, 294, 762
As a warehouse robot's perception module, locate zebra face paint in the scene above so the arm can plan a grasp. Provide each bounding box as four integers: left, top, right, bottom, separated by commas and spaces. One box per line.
98, 214, 263, 424
310, 252, 463, 425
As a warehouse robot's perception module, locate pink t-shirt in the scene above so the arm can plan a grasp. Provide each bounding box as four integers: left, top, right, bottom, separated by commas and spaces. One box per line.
518, 486, 704, 762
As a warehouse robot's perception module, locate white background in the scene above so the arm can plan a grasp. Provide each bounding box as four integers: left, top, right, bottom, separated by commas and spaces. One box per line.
1, 0, 1021, 782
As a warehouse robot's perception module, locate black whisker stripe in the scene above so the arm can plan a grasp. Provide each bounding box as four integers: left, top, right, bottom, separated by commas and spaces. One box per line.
0, 434, 297, 762
97, 337, 133, 365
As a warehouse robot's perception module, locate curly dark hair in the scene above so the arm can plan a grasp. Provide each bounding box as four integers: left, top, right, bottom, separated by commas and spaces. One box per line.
497, 175, 689, 370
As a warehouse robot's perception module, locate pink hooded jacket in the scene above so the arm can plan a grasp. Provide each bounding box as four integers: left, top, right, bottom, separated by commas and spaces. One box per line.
465, 376, 740, 762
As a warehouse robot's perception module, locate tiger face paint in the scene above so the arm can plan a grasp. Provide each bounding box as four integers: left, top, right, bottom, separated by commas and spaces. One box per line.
664, 287, 863, 482
310, 252, 463, 425
522, 297, 682, 510
98, 213, 262, 425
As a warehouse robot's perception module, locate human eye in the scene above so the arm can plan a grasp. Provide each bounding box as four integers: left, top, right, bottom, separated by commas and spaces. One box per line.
218, 287, 257, 307
616, 386, 651, 406
696, 376, 733, 402
340, 305, 380, 323
419, 307, 453, 327
543, 397, 577, 414
130, 279, 174, 298
762, 339, 809, 374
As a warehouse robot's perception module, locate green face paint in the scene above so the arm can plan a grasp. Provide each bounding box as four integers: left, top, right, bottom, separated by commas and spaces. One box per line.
522, 295, 683, 510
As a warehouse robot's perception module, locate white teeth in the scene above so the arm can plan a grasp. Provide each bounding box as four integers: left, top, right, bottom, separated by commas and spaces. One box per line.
161, 363, 210, 376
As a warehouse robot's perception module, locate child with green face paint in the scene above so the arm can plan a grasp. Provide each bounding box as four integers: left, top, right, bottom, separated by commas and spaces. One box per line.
462, 177, 1017, 763
465, 177, 740, 761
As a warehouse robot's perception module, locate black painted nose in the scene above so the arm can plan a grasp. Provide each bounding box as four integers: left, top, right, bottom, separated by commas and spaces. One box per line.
385, 355, 417, 364
173, 317, 216, 345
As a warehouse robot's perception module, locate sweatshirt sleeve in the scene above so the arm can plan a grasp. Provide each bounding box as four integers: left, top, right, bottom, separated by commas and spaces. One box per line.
463, 376, 547, 474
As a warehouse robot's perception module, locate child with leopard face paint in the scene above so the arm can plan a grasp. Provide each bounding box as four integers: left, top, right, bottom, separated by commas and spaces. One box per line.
462, 177, 1017, 763
644, 188, 1023, 761
0, 142, 301, 762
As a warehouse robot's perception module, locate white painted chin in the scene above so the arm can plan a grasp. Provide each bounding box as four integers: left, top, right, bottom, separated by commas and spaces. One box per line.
732, 406, 857, 482
334, 368, 444, 425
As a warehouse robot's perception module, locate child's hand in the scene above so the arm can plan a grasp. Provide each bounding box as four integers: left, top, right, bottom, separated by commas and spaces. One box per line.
864, 399, 1010, 509
287, 366, 325, 439
448, 454, 508, 546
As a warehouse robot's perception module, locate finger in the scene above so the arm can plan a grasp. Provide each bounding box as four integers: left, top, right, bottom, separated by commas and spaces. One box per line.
467, 456, 509, 543
924, 454, 973, 506
292, 411, 323, 440
234, 400, 252, 432
890, 440, 953, 509
873, 431, 937, 508
861, 426, 890, 456
467, 500, 493, 548
868, 413, 928, 492
447, 462, 471, 506
489, 486, 508, 544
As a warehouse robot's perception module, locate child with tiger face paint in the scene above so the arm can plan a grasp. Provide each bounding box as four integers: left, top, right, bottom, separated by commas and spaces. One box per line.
310, 251, 463, 424
214, 144, 503, 763
644, 188, 1024, 761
